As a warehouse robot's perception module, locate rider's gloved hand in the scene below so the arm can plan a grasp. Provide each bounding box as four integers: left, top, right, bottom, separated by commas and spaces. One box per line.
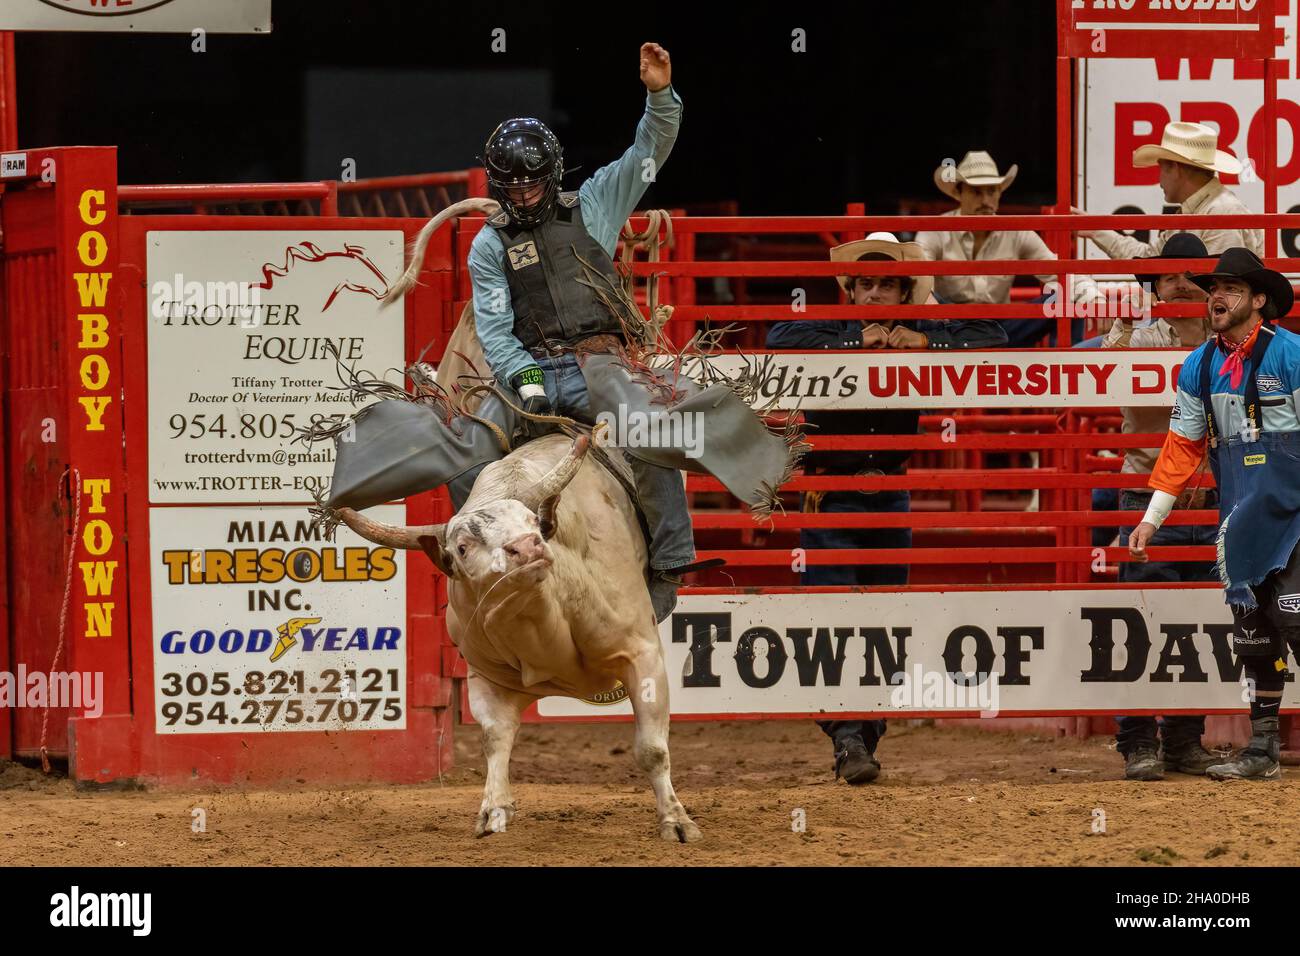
511, 366, 553, 440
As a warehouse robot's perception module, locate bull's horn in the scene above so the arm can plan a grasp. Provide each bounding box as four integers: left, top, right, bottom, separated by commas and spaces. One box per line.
384, 197, 501, 305
336, 507, 445, 550
517, 433, 591, 511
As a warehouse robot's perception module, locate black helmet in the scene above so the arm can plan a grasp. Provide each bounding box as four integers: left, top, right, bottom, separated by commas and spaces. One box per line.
483, 117, 563, 228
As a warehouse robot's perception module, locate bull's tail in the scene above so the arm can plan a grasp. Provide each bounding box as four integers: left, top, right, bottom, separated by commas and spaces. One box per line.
384, 197, 501, 305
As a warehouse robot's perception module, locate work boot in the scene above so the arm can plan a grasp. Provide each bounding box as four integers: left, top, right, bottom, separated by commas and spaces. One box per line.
1207, 717, 1282, 781
832, 738, 881, 785
1160, 738, 1220, 776
1123, 745, 1165, 781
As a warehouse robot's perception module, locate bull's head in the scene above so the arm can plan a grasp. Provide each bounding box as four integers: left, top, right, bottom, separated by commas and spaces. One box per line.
335, 433, 590, 586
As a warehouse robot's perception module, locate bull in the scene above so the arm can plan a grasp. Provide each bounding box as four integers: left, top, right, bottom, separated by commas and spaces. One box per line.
336, 426, 702, 843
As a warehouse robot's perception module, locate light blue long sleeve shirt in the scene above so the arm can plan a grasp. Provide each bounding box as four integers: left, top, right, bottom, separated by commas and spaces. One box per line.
467, 84, 684, 386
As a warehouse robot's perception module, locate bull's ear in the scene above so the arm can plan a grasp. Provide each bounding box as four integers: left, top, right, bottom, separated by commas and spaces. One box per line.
417, 534, 457, 577
538, 494, 561, 540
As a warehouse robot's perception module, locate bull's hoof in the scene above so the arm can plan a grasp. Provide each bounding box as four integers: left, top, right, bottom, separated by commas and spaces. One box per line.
474, 804, 515, 838
659, 818, 702, 844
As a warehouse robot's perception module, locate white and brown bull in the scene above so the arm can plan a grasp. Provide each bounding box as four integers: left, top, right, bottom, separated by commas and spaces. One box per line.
336, 429, 701, 843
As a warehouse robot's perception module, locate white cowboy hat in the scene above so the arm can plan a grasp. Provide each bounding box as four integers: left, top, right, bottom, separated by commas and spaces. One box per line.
830, 231, 934, 304
1132, 121, 1242, 175
933, 150, 1019, 201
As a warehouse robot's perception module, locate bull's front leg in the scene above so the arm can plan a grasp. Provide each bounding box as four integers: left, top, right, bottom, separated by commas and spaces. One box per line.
625, 647, 702, 843
467, 673, 534, 838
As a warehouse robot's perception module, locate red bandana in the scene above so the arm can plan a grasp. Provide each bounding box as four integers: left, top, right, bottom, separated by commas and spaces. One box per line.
1217, 320, 1262, 389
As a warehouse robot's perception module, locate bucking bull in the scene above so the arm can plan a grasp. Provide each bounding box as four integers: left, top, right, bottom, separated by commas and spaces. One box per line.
337, 427, 700, 842
314, 198, 802, 843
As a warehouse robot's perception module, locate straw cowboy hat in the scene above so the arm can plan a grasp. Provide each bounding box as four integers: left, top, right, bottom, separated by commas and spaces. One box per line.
933, 150, 1019, 201
830, 231, 934, 304
1133, 121, 1242, 175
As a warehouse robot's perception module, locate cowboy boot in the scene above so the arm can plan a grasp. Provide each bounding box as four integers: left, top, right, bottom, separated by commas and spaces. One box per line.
1206, 717, 1282, 781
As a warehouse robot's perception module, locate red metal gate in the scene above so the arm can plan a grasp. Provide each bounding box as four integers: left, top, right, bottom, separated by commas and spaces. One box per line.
1, 146, 458, 784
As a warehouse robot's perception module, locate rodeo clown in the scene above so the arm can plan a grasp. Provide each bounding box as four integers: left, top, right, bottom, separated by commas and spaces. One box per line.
466, 43, 697, 622
1130, 247, 1300, 780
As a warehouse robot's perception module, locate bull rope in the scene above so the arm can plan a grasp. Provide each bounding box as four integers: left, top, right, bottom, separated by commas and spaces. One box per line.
40, 466, 82, 774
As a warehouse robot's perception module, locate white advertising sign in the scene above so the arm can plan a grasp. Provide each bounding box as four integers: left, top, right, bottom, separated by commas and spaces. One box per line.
146, 230, 405, 503
707, 350, 1186, 410
538, 589, 1292, 718
1080, 6, 1300, 256
149, 505, 407, 735
3, 1, 271, 33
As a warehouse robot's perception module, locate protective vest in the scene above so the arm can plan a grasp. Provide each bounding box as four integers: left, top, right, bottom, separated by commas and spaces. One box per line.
488, 191, 625, 354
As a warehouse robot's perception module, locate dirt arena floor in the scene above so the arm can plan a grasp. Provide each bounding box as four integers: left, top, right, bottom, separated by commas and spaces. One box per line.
3, 720, 1299, 866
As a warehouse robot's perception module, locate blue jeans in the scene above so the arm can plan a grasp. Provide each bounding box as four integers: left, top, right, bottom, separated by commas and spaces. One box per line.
1114, 488, 1218, 754
535, 353, 696, 571
1116, 489, 1218, 584
1091, 486, 1119, 549
800, 489, 911, 587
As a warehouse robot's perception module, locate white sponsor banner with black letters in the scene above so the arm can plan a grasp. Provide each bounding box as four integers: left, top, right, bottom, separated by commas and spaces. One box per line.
537, 589, 1300, 718
149, 505, 407, 735
2, 0, 271, 33
146, 230, 404, 503
697, 350, 1185, 410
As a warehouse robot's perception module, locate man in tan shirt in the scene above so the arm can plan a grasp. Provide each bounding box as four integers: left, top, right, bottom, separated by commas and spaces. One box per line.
1105, 232, 1220, 782
919, 150, 1106, 346
1077, 121, 1263, 260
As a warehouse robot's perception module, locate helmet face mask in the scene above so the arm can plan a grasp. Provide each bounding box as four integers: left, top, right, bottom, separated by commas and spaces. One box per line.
483, 118, 563, 228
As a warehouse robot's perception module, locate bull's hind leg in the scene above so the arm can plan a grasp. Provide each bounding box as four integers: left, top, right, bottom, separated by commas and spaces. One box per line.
626, 648, 702, 843
467, 674, 534, 838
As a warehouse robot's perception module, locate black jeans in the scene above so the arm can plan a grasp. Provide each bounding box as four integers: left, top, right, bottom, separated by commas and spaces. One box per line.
804, 487, 908, 752
817, 719, 887, 754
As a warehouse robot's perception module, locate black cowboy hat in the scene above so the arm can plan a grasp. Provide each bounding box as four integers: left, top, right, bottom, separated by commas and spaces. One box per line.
1136, 232, 1209, 291
1188, 246, 1294, 320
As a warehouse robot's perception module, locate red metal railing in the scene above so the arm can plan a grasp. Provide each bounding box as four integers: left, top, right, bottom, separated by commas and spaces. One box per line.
599, 209, 1300, 589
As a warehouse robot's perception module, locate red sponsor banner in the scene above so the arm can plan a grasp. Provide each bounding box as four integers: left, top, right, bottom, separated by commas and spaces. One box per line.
1061, 0, 1276, 59
707, 350, 1187, 410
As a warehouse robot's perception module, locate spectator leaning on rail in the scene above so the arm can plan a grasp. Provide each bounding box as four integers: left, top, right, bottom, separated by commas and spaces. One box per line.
917, 150, 1106, 348
1130, 247, 1300, 781
766, 232, 1007, 786
1105, 232, 1221, 782
1075, 121, 1263, 260
467, 42, 696, 622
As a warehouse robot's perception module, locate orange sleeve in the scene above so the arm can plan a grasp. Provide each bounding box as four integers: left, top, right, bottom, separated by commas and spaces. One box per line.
1148, 430, 1207, 496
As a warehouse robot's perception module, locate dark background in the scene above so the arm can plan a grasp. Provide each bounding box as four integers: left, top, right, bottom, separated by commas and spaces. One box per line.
15, 0, 1057, 214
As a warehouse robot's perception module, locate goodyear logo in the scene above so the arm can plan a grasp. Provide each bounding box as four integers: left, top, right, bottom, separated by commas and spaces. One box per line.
160, 621, 401, 655
1245, 454, 1267, 466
